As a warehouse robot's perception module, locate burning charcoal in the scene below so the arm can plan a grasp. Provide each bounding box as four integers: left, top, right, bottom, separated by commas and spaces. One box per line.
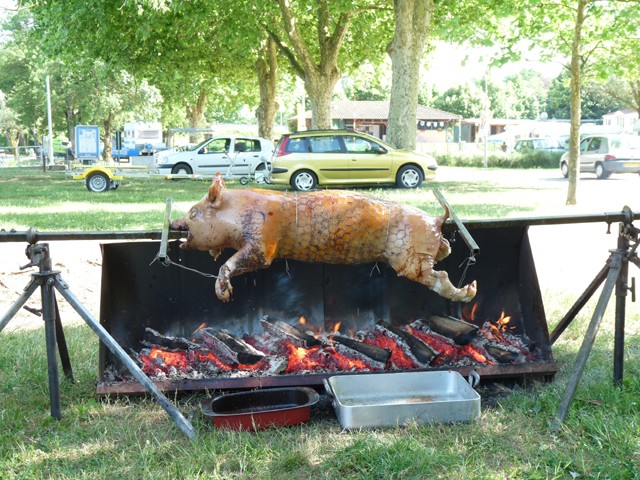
142, 327, 198, 351
260, 315, 322, 348
331, 335, 391, 369
485, 345, 520, 364
415, 315, 479, 346
375, 321, 437, 367
263, 356, 289, 375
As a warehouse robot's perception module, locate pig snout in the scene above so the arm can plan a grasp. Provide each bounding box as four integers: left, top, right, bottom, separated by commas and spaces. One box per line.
170, 218, 188, 231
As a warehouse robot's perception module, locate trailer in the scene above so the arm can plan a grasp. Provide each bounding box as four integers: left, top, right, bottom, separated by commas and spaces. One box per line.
71, 165, 125, 192
70, 163, 264, 192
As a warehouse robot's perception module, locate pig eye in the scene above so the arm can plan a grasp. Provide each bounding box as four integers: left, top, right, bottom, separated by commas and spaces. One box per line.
188, 207, 200, 220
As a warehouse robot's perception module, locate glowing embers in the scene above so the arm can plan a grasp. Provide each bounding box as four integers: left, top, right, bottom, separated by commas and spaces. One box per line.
120, 308, 539, 384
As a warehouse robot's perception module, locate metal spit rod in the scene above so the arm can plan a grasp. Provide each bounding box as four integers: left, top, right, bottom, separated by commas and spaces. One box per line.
432, 188, 480, 256
156, 198, 173, 266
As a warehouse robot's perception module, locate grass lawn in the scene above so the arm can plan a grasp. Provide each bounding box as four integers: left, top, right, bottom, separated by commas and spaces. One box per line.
0, 167, 639, 479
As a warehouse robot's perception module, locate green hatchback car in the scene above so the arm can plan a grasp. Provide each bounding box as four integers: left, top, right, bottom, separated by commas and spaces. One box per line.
270, 130, 438, 191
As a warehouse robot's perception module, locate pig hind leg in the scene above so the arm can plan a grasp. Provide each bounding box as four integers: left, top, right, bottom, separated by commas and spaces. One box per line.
389, 255, 477, 303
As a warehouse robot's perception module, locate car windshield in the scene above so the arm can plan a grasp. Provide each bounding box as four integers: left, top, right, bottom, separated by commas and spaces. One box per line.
189, 138, 213, 152
611, 136, 640, 150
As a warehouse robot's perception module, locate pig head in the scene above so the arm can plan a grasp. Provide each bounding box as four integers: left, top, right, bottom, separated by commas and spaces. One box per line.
170, 173, 477, 303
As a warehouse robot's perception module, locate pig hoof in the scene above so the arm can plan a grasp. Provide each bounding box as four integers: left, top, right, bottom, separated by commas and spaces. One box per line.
215, 278, 233, 302
454, 280, 477, 303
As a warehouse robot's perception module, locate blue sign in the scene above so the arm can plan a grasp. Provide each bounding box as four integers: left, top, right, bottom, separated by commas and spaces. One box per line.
74, 125, 100, 159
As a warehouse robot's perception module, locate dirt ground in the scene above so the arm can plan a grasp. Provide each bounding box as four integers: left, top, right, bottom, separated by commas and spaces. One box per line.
1, 167, 639, 332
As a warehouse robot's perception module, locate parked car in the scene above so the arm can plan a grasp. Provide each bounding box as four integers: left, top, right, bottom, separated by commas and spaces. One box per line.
514, 138, 564, 153
270, 130, 438, 191
155, 135, 274, 178
559, 134, 640, 179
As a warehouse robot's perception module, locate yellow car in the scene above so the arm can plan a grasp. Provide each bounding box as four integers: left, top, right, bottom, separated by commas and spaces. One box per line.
270, 130, 438, 191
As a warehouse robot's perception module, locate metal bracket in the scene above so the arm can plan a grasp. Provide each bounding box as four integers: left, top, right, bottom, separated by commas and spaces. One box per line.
153, 198, 173, 267
432, 188, 480, 257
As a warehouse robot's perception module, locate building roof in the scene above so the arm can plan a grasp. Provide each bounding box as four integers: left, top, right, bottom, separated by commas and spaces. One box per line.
602, 109, 638, 118
299, 100, 461, 120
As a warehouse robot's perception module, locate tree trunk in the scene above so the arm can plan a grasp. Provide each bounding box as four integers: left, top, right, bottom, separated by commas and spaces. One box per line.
306, 68, 340, 129
102, 111, 114, 162
566, 0, 586, 206
255, 37, 279, 140
272, 0, 351, 130
630, 80, 640, 117
7, 129, 20, 162
386, 0, 434, 150
186, 88, 207, 144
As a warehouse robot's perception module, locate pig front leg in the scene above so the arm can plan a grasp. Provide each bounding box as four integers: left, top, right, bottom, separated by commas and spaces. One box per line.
215, 245, 270, 302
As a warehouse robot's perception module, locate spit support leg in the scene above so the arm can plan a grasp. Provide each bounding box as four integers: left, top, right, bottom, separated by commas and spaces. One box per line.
0, 242, 196, 440
551, 209, 638, 430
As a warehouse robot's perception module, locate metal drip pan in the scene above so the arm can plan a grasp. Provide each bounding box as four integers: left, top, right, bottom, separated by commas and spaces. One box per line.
324, 370, 480, 429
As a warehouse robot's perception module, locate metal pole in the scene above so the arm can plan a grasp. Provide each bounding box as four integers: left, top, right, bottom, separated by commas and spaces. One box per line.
0, 279, 39, 333
53, 277, 197, 440
613, 227, 629, 384
42, 275, 62, 419
483, 76, 488, 168
549, 262, 610, 345
551, 251, 622, 430
46, 76, 54, 170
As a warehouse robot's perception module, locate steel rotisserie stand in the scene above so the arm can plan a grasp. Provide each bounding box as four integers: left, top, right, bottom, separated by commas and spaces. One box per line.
2, 207, 637, 436
98, 219, 555, 395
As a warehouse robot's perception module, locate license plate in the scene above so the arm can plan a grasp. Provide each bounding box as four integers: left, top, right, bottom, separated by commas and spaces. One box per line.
626, 162, 640, 168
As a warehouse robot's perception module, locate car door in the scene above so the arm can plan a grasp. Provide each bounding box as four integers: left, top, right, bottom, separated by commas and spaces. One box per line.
580, 137, 604, 173
230, 137, 264, 176
191, 137, 231, 175
306, 135, 348, 183
343, 135, 392, 182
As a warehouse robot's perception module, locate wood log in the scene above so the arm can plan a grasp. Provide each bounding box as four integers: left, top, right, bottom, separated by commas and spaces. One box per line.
142, 327, 198, 351
260, 315, 322, 348
415, 315, 479, 345
195, 328, 265, 365
485, 345, 520, 364
330, 335, 390, 369
375, 321, 437, 366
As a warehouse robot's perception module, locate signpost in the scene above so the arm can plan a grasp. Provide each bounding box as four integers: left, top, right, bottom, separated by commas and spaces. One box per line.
74, 125, 100, 164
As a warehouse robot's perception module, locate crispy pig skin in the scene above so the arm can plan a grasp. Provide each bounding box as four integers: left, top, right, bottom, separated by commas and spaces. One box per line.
170, 173, 477, 303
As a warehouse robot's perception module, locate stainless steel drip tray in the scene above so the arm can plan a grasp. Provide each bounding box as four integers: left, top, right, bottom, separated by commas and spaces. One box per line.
324, 370, 481, 429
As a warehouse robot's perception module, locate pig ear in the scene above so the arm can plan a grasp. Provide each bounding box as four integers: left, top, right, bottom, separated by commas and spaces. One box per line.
207, 173, 226, 207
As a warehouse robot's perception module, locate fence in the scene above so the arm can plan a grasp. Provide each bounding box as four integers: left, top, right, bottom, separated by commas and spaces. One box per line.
0, 146, 74, 168
415, 141, 506, 156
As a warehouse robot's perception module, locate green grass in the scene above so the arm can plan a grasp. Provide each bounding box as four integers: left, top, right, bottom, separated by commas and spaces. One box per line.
0, 166, 553, 231
1, 167, 639, 479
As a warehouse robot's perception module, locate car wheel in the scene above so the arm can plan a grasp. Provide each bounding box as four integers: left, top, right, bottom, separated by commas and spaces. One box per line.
254, 163, 270, 184
171, 163, 193, 175
595, 163, 610, 179
86, 172, 110, 193
291, 170, 317, 191
560, 162, 569, 178
396, 165, 424, 188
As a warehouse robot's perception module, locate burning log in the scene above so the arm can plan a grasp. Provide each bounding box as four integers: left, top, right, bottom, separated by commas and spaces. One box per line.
375, 321, 437, 367
484, 345, 520, 364
415, 315, 479, 346
142, 327, 198, 351
330, 335, 390, 370
260, 316, 322, 348
195, 328, 266, 365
